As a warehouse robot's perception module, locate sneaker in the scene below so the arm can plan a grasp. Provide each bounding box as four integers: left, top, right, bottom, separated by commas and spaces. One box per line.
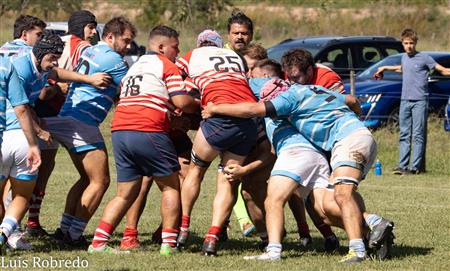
151, 225, 162, 244
368, 218, 394, 249
7, 232, 33, 250
120, 236, 140, 251
62, 234, 89, 249
299, 235, 313, 248
25, 225, 49, 237
176, 230, 189, 249
88, 244, 130, 255
406, 168, 421, 175
339, 249, 365, 264
52, 228, 65, 241
392, 167, 407, 175
241, 222, 256, 237
324, 235, 340, 253
217, 223, 229, 242
243, 251, 281, 261
160, 243, 178, 256
201, 236, 218, 256
373, 231, 395, 260
0, 232, 7, 255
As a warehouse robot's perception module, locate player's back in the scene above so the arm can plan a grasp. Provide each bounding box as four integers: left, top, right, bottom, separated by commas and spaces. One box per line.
0, 39, 32, 62
59, 35, 91, 71
59, 41, 128, 126
112, 52, 185, 133
177, 46, 256, 106
272, 84, 366, 151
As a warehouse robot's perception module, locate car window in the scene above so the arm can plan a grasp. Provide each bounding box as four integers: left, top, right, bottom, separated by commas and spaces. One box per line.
268, 45, 321, 63
318, 48, 348, 68
385, 48, 402, 56
360, 46, 382, 68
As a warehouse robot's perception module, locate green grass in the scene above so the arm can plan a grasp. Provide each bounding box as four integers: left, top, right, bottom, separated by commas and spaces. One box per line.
5, 114, 450, 270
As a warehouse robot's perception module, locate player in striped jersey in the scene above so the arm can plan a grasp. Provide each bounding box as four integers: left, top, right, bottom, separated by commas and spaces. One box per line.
202, 79, 394, 263
43, 17, 135, 248
88, 25, 198, 255
176, 29, 258, 256
25, 10, 99, 238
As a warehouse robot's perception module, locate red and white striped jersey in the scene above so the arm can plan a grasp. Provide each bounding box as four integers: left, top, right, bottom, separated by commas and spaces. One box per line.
111, 52, 187, 132
59, 35, 92, 71
176, 47, 257, 107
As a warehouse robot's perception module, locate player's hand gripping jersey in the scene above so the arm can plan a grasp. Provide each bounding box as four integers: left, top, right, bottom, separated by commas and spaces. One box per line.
176, 47, 257, 106
59, 41, 128, 126
268, 84, 367, 152
112, 52, 187, 132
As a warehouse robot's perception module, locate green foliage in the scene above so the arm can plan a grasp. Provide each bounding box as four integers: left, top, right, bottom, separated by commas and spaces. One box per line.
0, 0, 83, 20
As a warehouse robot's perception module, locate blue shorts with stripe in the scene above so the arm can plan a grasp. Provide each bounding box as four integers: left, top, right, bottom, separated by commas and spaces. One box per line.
112, 131, 181, 182
200, 116, 257, 156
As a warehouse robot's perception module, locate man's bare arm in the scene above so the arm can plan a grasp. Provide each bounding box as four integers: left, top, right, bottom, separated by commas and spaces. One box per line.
202, 102, 267, 119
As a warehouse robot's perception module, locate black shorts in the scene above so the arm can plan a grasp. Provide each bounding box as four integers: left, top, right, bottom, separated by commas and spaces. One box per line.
200, 116, 257, 156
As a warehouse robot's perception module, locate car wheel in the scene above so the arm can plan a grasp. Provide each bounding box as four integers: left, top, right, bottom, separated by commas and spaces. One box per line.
386, 106, 400, 131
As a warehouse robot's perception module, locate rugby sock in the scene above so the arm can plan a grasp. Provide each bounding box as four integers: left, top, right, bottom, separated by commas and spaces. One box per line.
92, 220, 115, 248
266, 243, 282, 255
205, 226, 221, 240
162, 228, 179, 248
60, 213, 75, 235
68, 217, 87, 241
349, 239, 366, 258
0, 216, 18, 238
365, 214, 383, 228
315, 222, 334, 238
180, 215, 190, 232
233, 185, 253, 229
27, 190, 45, 228
122, 227, 138, 240
298, 223, 311, 238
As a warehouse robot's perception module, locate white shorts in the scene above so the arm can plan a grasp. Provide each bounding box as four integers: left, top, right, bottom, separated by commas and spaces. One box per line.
0, 129, 38, 181
43, 116, 105, 153
330, 128, 377, 179
271, 145, 330, 198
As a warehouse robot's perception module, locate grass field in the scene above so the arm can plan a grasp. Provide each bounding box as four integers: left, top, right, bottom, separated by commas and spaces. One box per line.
3, 114, 449, 270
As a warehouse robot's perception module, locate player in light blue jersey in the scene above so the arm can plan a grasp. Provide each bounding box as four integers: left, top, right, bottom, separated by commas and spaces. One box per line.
44, 17, 136, 248
0, 56, 41, 254
202, 78, 394, 263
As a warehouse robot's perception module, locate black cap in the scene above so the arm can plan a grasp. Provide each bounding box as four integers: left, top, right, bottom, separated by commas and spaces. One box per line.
32, 30, 64, 70
68, 10, 97, 39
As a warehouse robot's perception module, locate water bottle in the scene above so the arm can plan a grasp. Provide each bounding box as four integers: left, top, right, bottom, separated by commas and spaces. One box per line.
375, 160, 382, 176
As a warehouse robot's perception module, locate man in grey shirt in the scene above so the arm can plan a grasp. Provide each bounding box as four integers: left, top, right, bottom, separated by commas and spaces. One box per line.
374, 28, 450, 174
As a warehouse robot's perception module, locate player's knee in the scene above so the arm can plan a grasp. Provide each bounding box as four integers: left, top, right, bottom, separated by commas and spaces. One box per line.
241, 189, 252, 202
191, 150, 211, 168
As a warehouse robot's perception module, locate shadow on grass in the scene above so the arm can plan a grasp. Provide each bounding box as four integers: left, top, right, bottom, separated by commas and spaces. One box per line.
391, 243, 433, 259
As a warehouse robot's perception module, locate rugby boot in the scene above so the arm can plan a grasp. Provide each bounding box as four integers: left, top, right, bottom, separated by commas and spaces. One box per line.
201, 236, 218, 256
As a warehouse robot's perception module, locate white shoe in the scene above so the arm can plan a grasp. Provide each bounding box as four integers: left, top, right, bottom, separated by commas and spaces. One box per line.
7, 232, 33, 250
243, 251, 281, 261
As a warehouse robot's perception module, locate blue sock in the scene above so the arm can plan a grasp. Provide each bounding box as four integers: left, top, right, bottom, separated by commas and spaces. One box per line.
349, 239, 366, 258
0, 216, 18, 237
267, 243, 282, 254
60, 213, 75, 235
68, 217, 87, 241
366, 214, 383, 228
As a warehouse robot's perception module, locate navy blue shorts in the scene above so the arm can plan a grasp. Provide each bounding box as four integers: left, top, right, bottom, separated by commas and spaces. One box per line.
200, 116, 257, 156
112, 131, 181, 182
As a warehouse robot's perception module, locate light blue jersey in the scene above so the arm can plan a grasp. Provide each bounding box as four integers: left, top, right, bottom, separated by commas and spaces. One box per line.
269, 84, 366, 152
0, 57, 29, 145
265, 118, 319, 155
59, 42, 128, 126
6, 53, 49, 131
0, 39, 32, 62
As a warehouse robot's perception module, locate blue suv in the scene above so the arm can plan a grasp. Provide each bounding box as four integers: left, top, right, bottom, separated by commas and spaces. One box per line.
343, 52, 450, 128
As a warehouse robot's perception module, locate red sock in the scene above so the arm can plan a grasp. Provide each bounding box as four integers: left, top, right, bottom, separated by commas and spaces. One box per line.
122, 227, 138, 239
298, 223, 311, 238
92, 220, 115, 248
27, 191, 45, 228
162, 228, 179, 248
315, 223, 334, 239
181, 215, 190, 231
205, 226, 221, 240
